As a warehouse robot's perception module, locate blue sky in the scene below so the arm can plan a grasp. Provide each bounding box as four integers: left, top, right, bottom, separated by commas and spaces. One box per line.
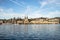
0, 0, 60, 19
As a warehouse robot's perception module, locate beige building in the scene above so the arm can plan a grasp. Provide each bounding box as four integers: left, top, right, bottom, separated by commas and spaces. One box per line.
0, 21, 3, 24
30, 18, 59, 24
48, 18, 59, 24
17, 21, 23, 24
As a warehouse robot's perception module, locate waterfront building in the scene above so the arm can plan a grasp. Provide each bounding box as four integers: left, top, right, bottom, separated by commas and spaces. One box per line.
30, 18, 60, 24
0, 20, 3, 24
17, 21, 23, 24
0, 17, 60, 24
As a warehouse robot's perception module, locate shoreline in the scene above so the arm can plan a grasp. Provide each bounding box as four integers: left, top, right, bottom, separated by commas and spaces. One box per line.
0, 23, 60, 25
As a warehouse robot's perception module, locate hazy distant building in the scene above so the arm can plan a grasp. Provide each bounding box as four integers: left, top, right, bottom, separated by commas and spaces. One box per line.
0, 20, 3, 24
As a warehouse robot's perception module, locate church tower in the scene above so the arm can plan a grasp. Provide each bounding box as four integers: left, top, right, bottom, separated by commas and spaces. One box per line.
24, 16, 29, 24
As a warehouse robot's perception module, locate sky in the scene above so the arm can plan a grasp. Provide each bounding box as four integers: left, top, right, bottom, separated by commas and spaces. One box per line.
0, 0, 60, 19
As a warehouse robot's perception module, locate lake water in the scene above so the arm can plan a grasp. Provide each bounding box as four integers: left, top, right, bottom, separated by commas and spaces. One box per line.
0, 24, 60, 40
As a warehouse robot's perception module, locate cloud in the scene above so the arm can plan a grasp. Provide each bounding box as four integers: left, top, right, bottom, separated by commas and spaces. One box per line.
39, 0, 60, 8
0, 8, 25, 19
9, 0, 24, 7
27, 6, 60, 18
1, 13, 25, 19
0, 8, 4, 12
0, 7, 60, 19
0, 13, 25, 19
46, 11, 60, 17
0, 7, 43, 19
40, 1, 47, 8
6, 8, 14, 13
47, 0, 60, 4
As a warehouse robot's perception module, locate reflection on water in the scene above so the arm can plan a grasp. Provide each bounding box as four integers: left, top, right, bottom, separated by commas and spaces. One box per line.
0, 24, 60, 40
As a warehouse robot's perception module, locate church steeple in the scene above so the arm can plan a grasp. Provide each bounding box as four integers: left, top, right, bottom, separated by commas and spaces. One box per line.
25, 16, 28, 19
24, 16, 29, 24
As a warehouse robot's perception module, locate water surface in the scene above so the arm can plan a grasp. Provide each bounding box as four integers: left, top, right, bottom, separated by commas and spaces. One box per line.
0, 24, 60, 40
